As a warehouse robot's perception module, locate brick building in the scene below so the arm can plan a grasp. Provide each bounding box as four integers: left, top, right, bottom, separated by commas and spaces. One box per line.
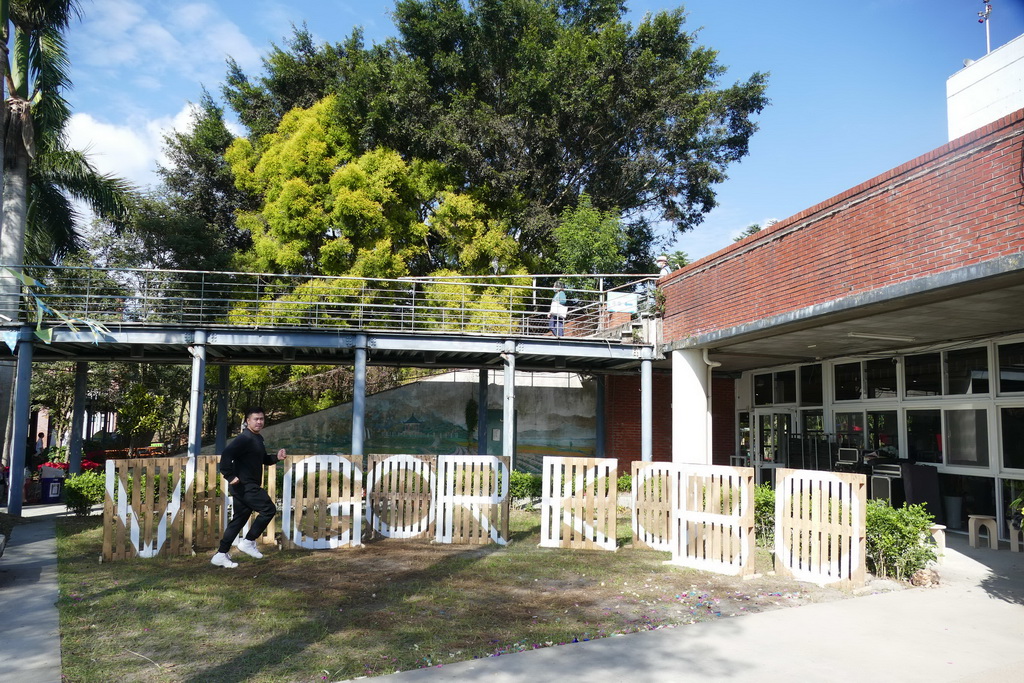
611, 40, 1024, 538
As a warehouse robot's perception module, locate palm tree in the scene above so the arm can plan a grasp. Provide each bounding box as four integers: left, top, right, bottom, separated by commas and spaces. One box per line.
1, 0, 136, 463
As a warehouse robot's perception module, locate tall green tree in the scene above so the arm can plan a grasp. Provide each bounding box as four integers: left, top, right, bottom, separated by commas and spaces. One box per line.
157, 90, 255, 254
226, 96, 521, 278
552, 194, 626, 275
221, 1, 768, 271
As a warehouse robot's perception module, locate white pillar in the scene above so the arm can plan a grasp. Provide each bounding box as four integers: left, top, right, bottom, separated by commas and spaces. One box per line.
671, 348, 712, 464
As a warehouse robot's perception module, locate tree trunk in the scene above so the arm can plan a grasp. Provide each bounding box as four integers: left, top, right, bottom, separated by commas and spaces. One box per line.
0, 148, 30, 465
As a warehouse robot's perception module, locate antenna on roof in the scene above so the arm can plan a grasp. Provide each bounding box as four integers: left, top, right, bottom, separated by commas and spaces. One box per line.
978, 0, 993, 55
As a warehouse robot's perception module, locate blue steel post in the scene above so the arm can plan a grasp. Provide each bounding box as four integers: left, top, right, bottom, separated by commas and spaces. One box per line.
641, 348, 653, 462
595, 375, 606, 458
6, 329, 34, 516
187, 331, 207, 459
215, 365, 229, 453
502, 342, 516, 468
352, 335, 367, 458
477, 367, 488, 454
68, 362, 87, 475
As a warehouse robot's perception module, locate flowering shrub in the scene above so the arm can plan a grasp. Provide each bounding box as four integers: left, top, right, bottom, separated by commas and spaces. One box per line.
81, 459, 104, 471
38, 462, 69, 472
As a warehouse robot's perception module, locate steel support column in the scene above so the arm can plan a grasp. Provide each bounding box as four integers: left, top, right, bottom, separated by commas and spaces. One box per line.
502, 342, 516, 468
187, 331, 207, 459
215, 365, 229, 453
68, 362, 87, 475
477, 368, 488, 455
352, 335, 367, 458
641, 348, 653, 462
596, 375, 606, 458
6, 329, 33, 515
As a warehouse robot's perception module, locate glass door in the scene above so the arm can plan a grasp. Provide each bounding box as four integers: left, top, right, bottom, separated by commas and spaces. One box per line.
753, 410, 793, 485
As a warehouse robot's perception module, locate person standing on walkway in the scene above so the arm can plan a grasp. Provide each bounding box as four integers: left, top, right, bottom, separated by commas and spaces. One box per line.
211, 407, 286, 568
548, 280, 568, 337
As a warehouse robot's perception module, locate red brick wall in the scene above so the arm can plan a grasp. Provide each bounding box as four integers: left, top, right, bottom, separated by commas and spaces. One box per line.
711, 377, 735, 465
603, 373, 672, 471
661, 109, 1024, 342
602, 374, 737, 468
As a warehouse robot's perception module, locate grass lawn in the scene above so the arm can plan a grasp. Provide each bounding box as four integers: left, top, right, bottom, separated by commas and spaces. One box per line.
57, 509, 850, 682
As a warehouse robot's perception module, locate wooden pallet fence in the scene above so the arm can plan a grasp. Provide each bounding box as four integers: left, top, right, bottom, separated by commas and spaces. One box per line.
281, 455, 363, 549
774, 468, 866, 588
102, 457, 195, 561
539, 456, 617, 550
632, 461, 675, 551
365, 454, 436, 539
435, 455, 511, 545
191, 456, 227, 549
667, 465, 755, 577
102, 456, 279, 561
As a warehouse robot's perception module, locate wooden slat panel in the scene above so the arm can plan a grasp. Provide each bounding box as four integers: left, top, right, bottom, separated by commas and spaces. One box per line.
632, 462, 673, 550
539, 456, 617, 551
774, 468, 866, 588
665, 465, 755, 577
365, 454, 436, 539
280, 454, 363, 549
435, 456, 510, 545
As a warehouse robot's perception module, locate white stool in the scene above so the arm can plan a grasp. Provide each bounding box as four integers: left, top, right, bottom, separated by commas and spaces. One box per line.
929, 524, 946, 555
968, 514, 998, 550
1007, 524, 1022, 553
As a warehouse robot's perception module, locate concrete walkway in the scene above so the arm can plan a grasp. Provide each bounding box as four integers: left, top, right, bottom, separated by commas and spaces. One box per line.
1, 504, 1022, 683
366, 535, 1024, 683
0, 503, 65, 683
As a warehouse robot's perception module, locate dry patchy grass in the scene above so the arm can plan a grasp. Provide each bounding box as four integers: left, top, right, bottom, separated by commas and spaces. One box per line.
58, 510, 852, 682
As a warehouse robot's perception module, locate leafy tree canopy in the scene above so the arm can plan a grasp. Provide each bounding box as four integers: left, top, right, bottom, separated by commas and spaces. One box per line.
220, 0, 768, 272
552, 194, 626, 275
226, 96, 522, 278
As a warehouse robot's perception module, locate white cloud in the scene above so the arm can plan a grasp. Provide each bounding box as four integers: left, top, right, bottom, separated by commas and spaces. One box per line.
66, 104, 201, 190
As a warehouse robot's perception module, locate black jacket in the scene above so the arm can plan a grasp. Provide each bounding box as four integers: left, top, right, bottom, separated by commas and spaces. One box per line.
218, 429, 276, 485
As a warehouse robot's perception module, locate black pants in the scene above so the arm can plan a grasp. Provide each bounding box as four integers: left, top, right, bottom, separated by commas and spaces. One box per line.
218, 482, 277, 553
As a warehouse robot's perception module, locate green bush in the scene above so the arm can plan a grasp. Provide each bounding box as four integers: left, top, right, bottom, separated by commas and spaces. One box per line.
754, 483, 775, 548
617, 473, 632, 493
509, 471, 542, 499
865, 499, 937, 580
65, 471, 106, 517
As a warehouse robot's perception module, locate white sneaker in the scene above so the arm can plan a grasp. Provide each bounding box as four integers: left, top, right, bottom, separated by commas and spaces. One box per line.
237, 538, 264, 559
211, 552, 238, 569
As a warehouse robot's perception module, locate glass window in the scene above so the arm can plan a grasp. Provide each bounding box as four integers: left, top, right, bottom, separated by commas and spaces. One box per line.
867, 410, 898, 455
998, 342, 1024, 393
946, 347, 989, 395
907, 409, 942, 463
905, 353, 941, 397
835, 412, 864, 449
865, 358, 898, 399
834, 363, 861, 401
775, 370, 796, 404
800, 364, 823, 406
738, 412, 751, 461
946, 409, 989, 467
802, 409, 825, 434
753, 373, 772, 406
1001, 407, 1024, 470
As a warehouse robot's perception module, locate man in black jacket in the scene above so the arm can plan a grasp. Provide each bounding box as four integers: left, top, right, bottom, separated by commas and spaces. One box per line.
211, 407, 286, 568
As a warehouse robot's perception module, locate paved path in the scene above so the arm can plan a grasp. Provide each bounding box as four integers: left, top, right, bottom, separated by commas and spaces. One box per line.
365, 534, 1024, 683
0, 504, 64, 683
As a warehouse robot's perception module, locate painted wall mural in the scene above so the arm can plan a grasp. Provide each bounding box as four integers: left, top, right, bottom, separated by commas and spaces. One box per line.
257, 373, 597, 468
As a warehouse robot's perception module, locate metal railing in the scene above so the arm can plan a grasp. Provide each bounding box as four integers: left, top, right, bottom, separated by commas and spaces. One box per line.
2, 266, 658, 340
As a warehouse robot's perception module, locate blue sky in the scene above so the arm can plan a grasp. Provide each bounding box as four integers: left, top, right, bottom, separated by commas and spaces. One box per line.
64, 0, 1024, 263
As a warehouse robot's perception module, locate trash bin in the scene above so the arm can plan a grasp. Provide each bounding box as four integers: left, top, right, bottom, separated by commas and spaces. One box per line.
40, 477, 64, 503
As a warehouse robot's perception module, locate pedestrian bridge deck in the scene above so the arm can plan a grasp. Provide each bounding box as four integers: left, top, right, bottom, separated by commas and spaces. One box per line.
2, 267, 657, 372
